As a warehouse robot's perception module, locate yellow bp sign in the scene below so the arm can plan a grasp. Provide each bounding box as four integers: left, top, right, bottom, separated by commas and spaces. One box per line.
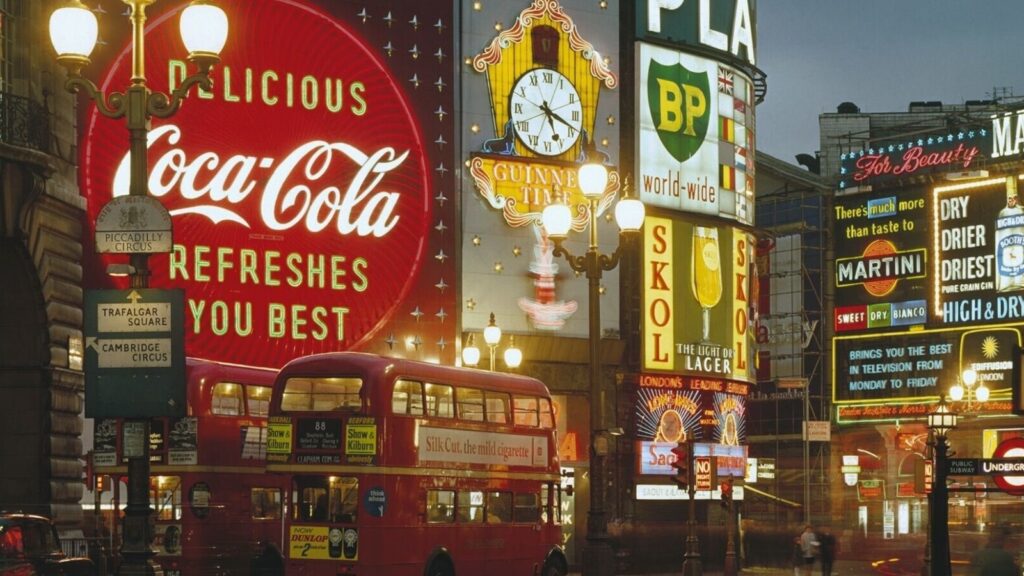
643, 215, 756, 383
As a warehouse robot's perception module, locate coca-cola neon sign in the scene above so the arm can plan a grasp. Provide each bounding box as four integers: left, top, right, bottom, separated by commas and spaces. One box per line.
82, 1, 438, 367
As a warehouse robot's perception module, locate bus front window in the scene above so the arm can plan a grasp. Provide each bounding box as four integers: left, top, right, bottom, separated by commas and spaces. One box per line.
293, 476, 358, 523
328, 476, 358, 523
150, 476, 182, 521
251, 487, 282, 520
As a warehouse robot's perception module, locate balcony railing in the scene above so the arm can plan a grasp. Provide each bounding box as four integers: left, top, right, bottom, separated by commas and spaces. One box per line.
0, 91, 50, 152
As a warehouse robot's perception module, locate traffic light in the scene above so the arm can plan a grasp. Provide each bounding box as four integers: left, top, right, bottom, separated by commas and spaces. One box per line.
670, 442, 689, 488
82, 451, 93, 490
720, 478, 733, 509
96, 475, 107, 493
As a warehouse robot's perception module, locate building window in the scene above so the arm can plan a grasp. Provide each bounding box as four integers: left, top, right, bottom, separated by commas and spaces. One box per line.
0, 0, 15, 94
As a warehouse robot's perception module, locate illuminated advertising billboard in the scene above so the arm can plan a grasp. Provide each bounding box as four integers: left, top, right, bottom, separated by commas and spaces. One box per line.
833, 325, 1020, 406
833, 187, 929, 332
80, 0, 455, 367
635, 42, 755, 225
643, 215, 756, 383
838, 131, 989, 190
634, 375, 748, 446
634, 0, 756, 67
932, 175, 1024, 327
637, 441, 747, 477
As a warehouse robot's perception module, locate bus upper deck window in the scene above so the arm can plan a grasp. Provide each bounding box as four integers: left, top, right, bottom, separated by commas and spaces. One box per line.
211, 382, 243, 416
282, 377, 363, 412
392, 379, 424, 416
513, 396, 539, 427
424, 383, 454, 419
539, 398, 555, 429
485, 391, 511, 424
247, 385, 270, 417
455, 388, 484, 422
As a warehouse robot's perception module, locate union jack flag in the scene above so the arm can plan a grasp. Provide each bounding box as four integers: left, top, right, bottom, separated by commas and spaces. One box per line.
718, 67, 734, 95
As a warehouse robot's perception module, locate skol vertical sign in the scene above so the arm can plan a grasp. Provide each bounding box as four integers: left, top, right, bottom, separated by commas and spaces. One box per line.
643, 215, 755, 383
645, 216, 674, 370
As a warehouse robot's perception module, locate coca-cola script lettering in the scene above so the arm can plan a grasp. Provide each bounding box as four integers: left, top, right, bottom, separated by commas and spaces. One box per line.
112, 125, 407, 237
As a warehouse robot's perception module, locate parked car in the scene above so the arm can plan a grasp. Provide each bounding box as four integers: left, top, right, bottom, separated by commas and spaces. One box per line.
0, 514, 95, 576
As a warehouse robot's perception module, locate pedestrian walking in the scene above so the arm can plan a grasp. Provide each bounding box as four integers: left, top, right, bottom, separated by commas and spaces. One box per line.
970, 527, 1019, 576
791, 536, 804, 576
817, 525, 837, 576
799, 524, 819, 576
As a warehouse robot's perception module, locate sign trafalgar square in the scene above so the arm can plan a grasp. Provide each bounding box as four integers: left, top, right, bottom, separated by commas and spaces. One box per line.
85, 288, 185, 418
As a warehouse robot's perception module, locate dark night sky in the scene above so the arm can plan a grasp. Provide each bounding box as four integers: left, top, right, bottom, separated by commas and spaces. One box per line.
756, 0, 1024, 164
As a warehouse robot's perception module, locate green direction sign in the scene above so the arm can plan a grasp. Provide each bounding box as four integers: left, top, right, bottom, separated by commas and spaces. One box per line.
84, 288, 185, 418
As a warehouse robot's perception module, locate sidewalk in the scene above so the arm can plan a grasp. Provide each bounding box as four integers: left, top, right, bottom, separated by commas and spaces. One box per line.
570, 559, 879, 576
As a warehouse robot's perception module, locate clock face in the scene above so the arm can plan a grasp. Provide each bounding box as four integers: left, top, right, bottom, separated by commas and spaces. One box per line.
509, 68, 583, 157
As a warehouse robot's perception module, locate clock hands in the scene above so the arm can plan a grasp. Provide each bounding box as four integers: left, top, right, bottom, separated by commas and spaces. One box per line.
540, 101, 577, 142
542, 105, 560, 142
542, 102, 575, 130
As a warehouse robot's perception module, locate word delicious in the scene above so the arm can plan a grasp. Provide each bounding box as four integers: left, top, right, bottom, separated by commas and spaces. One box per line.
850, 143, 980, 183
111, 125, 408, 237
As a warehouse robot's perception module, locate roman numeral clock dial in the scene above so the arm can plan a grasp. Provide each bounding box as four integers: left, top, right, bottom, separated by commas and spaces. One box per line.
509, 68, 583, 157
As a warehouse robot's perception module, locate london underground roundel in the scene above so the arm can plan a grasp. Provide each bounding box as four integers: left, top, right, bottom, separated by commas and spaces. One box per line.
992, 437, 1024, 496
81, 1, 431, 368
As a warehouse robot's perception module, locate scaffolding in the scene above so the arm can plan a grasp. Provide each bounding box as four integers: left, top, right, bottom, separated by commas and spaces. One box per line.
748, 154, 831, 527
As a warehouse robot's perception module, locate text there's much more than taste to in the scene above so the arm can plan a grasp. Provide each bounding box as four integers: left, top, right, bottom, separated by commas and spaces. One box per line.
834, 196, 924, 239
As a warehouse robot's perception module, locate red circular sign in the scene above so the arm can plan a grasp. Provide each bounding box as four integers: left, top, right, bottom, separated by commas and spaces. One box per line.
992, 437, 1024, 496
82, 1, 431, 367
861, 239, 899, 297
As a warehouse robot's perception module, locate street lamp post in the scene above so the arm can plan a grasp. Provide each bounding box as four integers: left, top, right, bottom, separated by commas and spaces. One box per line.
949, 368, 989, 410
462, 334, 481, 368
926, 399, 958, 576
463, 315, 522, 371
543, 160, 645, 576
504, 335, 523, 370
483, 312, 502, 372
48, 2, 227, 575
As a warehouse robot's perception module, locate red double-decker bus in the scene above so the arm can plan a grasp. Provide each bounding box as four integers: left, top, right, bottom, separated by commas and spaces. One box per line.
93, 358, 286, 576
261, 352, 567, 576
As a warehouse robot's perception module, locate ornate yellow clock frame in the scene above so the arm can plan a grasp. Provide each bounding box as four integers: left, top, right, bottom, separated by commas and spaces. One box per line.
470, 0, 620, 230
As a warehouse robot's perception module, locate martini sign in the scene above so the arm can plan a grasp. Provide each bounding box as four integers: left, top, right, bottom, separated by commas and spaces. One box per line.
81, 1, 439, 367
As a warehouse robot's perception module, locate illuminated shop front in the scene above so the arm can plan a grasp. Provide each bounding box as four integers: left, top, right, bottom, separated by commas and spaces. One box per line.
831, 122, 1024, 563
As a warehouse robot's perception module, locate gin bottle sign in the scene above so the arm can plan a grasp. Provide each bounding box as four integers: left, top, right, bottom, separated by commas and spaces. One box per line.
995, 176, 1024, 292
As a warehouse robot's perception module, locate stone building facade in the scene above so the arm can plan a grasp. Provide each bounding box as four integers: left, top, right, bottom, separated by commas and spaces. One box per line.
0, 0, 86, 529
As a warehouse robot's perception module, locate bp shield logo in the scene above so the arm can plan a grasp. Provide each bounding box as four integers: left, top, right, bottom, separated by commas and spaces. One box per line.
647, 59, 710, 162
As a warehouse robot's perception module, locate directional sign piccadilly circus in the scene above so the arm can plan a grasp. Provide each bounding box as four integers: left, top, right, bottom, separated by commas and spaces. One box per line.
95, 195, 172, 254
85, 288, 185, 418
